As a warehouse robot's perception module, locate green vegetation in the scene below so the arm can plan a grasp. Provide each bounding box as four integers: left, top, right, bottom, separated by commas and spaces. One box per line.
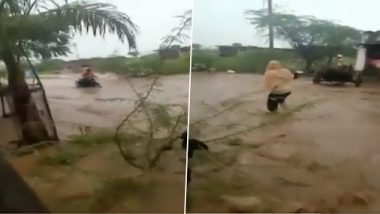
39, 130, 126, 166
35, 59, 66, 73
35, 53, 190, 75
193, 7, 363, 74
39, 145, 86, 165
246, 9, 361, 71
68, 130, 116, 148
192, 47, 356, 74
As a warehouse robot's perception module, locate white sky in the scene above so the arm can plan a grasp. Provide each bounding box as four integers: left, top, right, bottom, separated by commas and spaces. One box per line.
193, 0, 380, 48
62, 0, 192, 60
61, 0, 380, 60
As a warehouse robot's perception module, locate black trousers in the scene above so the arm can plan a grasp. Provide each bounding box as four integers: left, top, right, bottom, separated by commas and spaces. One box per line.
266, 92, 291, 112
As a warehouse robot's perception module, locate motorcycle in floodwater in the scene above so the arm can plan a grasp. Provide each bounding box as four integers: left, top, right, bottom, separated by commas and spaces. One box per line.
75, 77, 101, 88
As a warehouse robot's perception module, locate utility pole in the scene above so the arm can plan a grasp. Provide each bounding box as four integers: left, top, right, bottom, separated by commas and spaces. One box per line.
268, 0, 274, 49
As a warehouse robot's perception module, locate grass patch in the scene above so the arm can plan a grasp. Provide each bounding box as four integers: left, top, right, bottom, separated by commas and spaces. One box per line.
68, 130, 116, 148
39, 146, 86, 165
38, 130, 137, 166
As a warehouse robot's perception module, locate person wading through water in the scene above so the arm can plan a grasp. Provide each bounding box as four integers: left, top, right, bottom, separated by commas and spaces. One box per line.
263, 60, 296, 112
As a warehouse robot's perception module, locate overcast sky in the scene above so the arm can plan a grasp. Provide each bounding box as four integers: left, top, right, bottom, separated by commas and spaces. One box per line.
64, 0, 380, 60
193, 0, 380, 48
62, 0, 191, 60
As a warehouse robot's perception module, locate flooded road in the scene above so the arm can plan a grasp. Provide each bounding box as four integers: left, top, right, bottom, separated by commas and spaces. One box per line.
189, 73, 380, 213
41, 73, 189, 138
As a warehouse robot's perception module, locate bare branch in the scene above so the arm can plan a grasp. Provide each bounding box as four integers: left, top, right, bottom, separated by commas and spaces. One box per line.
113, 75, 159, 169
125, 78, 155, 169
148, 111, 186, 168
160, 9, 192, 48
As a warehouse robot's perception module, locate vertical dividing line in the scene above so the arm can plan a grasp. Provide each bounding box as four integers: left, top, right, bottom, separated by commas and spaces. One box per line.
183, 1, 195, 213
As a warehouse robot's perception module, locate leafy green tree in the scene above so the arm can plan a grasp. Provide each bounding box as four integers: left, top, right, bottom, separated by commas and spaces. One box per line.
246, 9, 361, 71
0, 0, 138, 144
192, 43, 202, 50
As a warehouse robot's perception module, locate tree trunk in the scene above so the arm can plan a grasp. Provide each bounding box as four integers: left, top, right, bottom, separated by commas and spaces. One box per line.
2, 50, 50, 145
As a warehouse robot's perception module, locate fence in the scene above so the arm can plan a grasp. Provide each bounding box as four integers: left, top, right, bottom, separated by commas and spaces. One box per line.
0, 67, 59, 142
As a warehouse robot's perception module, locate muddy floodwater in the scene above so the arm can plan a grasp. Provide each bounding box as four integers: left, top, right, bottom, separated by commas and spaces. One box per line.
1, 73, 189, 213
43, 73, 189, 138
188, 72, 380, 213
3, 71, 380, 212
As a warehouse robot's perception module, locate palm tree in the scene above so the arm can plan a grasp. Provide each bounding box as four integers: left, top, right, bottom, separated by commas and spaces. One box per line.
0, 0, 138, 144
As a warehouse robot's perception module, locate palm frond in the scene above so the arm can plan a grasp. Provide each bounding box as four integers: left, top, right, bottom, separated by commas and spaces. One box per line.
43, 1, 139, 50
3, 14, 70, 42
20, 37, 71, 59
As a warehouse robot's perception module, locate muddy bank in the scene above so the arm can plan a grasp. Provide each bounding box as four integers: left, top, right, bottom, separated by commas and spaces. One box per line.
188, 72, 380, 213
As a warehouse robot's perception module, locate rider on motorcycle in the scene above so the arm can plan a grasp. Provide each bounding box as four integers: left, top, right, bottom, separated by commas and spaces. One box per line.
76, 66, 101, 88
81, 67, 96, 80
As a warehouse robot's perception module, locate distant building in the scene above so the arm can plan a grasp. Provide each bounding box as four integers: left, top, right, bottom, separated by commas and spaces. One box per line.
356, 41, 380, 72
157, 45, 190, 59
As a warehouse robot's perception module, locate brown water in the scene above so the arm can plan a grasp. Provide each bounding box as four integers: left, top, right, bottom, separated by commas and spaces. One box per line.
1, 73, 189, 213
4, 71, 380, 212
188, 73, 380, 213
42, 73, 189, 138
